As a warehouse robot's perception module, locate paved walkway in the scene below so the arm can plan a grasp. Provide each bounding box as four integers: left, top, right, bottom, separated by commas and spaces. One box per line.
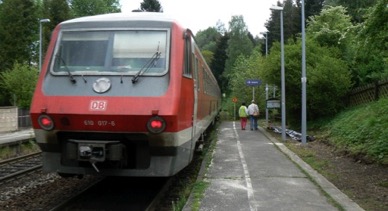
184, 121, 364, 211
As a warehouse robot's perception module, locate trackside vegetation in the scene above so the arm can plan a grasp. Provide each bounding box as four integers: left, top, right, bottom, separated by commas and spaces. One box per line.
312, 98, 388, 165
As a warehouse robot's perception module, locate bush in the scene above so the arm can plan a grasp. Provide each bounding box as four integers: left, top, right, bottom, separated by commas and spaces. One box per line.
0, 63, 39, 108
263, 39, 352, 127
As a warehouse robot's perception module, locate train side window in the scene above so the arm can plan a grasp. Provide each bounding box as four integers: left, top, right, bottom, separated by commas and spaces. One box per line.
194, 57, 200, 90
183, 34, 193, 78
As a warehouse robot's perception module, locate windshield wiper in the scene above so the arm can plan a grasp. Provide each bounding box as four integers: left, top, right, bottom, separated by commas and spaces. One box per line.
132, 50, 161, 84
55, 54, 77, 84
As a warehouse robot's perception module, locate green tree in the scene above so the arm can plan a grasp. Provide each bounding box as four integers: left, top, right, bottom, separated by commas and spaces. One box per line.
307, 6, 353, 50
305, 0, 325, 19
223, 15, 254, 94
265, 0, 301, 53
262, 39, 352, 126
352, 0, 388, 85
41, 0, 71, 66
325, 0, 377, 23
0, 0, 38, 71
210, 32, 229, 93
201, 50, 214, 67
229, 48, 266, 108
0, 63, 39, 108
140, 0, 162, 12
195, 27, 220, 53
70, 0, 121, 17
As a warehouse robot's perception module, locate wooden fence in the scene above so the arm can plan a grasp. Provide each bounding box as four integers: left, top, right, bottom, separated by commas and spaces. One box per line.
344, 78, 388, 107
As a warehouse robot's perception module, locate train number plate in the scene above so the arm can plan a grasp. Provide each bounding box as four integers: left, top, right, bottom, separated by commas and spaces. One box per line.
90, 100, 107, 111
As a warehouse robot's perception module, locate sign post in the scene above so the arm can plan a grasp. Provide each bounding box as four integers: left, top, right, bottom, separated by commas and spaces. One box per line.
232, 97, 238, 121
245, 79, 261, 100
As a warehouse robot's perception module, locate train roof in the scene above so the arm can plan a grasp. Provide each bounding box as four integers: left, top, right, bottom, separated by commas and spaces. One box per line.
62, 12, 180, 25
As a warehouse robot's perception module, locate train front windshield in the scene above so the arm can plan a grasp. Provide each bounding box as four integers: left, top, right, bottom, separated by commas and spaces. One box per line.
51, 30, 169, 75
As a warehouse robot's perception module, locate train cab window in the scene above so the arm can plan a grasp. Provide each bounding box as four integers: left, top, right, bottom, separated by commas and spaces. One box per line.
52, 30, 169, 76
54, 31, 110, 72
111, 31, 167, 73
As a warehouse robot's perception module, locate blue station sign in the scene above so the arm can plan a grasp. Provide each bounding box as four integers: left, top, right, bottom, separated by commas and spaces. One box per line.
245, 79, 262, 87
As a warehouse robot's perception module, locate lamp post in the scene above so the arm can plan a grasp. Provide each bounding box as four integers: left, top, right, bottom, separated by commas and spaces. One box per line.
39, 18, 50, 72
260, 32, 268, 56
301, 0, 307, 145
260, 32, 269, 127
270, 5, 286, 141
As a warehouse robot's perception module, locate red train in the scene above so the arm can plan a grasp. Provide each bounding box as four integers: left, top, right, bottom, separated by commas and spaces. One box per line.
30, 12, 221, 177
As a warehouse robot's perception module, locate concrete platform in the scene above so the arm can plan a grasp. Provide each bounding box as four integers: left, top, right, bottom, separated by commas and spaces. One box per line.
183, 121, 364, 211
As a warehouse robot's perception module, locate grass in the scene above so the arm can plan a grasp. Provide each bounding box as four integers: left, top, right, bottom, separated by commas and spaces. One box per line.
285, 143, 330, 170
0, 146, 13, 160
190, 181, 210, 211
0, 139, 40, 160
321, 98, 388, 165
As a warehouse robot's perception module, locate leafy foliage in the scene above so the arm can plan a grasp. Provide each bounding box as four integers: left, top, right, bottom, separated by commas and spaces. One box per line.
326, 98, 388, 164
195, 27, 220, 52
265, 0, 301, 53
210, 33, 229, 92
70, 0, 121, 17
307, 6, 353, 49
262, 38, 352, 127
305, 0, 325, 19
0, 63, 39, 108
223, 15, 254, 94
351, 0, 388, 85
0, 0, 38, 71
324, 0, 377, 23
140, 0, 162, 12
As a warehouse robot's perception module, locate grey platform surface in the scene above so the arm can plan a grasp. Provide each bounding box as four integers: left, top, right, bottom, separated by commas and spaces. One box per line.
184, 121, 364, 211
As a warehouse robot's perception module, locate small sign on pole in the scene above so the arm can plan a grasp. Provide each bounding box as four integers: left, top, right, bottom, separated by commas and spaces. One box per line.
232, 97, 238, 121
245, 79, 262, 87
266, 98, 281, 109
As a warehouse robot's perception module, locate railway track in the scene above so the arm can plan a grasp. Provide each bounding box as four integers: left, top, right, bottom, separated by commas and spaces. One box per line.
0, 152, 42, 183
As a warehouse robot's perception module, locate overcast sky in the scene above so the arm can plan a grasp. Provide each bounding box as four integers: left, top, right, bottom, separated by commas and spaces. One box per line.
119, 0, 281, 37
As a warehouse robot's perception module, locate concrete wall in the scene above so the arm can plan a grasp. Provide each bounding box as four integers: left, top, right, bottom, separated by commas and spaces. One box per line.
0, 106, 18, 132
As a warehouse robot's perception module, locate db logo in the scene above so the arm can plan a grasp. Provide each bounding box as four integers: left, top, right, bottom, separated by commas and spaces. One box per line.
90, 100, 107, 111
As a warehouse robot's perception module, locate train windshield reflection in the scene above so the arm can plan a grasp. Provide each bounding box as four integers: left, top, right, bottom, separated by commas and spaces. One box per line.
51, 30, 169, 75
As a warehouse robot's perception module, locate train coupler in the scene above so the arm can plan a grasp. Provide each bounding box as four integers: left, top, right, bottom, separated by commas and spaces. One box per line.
67, 140, 125, 172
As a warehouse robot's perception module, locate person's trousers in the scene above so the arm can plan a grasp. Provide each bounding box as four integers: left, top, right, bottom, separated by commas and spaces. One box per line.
240, 117, 247, 129
249, 115, 257, 130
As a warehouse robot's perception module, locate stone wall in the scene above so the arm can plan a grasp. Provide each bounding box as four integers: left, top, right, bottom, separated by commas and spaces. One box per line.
0, 106, 18, 132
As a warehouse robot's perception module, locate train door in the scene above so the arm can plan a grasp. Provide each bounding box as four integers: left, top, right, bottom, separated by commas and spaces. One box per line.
190, 39, 199, 161
183, 32, 199, 162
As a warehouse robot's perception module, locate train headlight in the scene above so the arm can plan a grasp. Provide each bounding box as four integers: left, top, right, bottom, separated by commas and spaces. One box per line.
147, 116, 166, 134
38, 114, 54, 130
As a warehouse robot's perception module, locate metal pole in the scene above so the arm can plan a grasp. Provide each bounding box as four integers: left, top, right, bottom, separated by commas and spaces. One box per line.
280, 10, 286, 141
261, 32, 269, 128
270, 5, 286, 141
273, 86, 276, 98
39, 22, 42, 72
39, 19, 50, 72
252, 87, 255, 101
301, 0, 307, 144
234, 102, 236, 121
265, 33, 268, 56
265, 84, 268, 125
